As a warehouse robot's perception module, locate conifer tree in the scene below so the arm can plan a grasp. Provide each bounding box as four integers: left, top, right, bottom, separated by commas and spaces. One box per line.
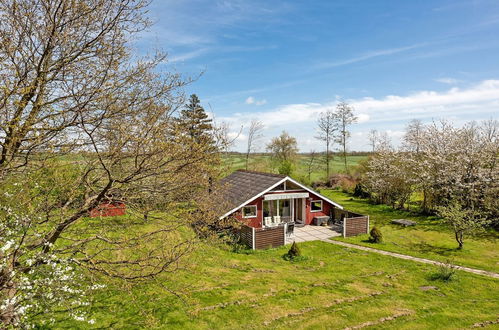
179, 94, 215, 147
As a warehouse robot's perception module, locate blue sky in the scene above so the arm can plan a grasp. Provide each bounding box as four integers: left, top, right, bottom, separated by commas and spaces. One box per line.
139, 0, 499, 151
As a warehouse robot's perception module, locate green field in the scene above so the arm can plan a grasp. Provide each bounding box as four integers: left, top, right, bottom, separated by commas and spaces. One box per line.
52, 189, 499, 329
321, 190, 499, 273
57, 240, 498, 329
223, 153, 367, 182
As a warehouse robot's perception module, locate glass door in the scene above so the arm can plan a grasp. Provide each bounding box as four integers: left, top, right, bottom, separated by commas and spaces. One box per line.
294, 198, 304, 224
279, 199, 291, 223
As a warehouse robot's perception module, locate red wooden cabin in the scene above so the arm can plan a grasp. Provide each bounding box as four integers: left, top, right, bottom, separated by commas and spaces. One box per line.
89, 201, 126, 218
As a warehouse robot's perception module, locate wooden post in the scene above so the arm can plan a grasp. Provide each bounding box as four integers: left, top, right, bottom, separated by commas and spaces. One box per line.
284, 223, 287, 244
252, 227, 256, 250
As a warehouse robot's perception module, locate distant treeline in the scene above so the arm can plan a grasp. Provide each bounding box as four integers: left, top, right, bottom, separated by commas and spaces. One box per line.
225, 151, 374, 157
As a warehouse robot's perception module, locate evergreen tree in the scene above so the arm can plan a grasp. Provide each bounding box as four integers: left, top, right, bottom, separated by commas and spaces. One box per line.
178, 94, 216, 149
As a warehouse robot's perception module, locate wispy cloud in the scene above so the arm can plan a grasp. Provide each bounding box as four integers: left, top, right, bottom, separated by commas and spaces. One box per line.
145, 0, 290, 48
313, 43, 427, 70
435, 77, 462, 84
168, 48, 210, 63
167, 44, 277, 63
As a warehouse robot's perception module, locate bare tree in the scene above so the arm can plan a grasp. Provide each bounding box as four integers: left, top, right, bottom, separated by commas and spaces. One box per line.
376, 132, 392, 150
0, 1, 230, 326
367, 129, 378, 152
480, 118, 498, 143
403, 119, 424, 153
334, 102, 357, 173
306, 150, 318, 183
245, 119, 264, 170
316, 109, 337, 180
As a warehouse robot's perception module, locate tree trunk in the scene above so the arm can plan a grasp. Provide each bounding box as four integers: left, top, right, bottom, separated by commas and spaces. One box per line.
343, 141, 348, 174
1, 270, 19, 327
326, 140, 330, 182
422, 188, 427, 213
455, 231, 464, 249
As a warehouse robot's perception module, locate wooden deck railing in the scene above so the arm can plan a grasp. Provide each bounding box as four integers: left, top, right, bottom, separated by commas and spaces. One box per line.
237, 224, 286, 250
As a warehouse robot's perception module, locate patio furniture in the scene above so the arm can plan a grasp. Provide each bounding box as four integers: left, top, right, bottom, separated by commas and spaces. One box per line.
286, 223, 294, 237
264, 217, 273, 227
313, 216, 329, 226
273, 216, 281, 225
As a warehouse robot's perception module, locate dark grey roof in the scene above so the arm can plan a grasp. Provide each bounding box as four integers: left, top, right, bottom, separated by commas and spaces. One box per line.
219, 170, 285, 212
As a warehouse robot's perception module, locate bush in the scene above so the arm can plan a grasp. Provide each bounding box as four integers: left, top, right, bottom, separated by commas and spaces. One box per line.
278, 160, 293, 176
283, 242, 303, 261
339, 177, 356, 194
231, 242, 254, 254
353, 183, 369, 198
430, 260, 457, 282
369, 226, 383, 243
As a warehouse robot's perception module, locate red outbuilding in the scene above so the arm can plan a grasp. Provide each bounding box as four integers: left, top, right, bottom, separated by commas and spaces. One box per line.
89, 201, 126, 218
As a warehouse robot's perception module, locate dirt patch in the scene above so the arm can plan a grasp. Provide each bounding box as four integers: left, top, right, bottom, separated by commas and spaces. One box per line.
344, 309, 414, 329
472, 318, 499, 328
263, 291, 384, 326
419, 286, 439, 291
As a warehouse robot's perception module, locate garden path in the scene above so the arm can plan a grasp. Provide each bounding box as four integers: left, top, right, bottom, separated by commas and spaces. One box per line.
321, 238, 499, 279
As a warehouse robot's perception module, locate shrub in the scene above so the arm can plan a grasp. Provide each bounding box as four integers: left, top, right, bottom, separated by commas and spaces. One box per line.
339, 177, 356, 194
278, 160, 293, 176
353, 183, 369, 198
283, 242, 303, 261
431, 260, 457, 282
369, 226, 383, 243
231, 242, 254, 254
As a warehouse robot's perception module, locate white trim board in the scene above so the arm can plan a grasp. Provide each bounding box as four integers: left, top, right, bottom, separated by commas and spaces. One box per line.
219, 176, 343, 220
264, 192, 309, 200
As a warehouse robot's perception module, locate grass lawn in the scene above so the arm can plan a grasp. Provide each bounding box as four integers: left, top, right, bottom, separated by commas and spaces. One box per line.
321, 190, 499, 273
56, 240, 498, 329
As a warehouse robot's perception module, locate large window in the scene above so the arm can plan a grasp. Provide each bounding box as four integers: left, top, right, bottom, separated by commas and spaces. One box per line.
242, 205, 257, 218
311, 200, 322, 212
263, 200, 275, 217
263, 200, 291, 218
279, 200, 291, 218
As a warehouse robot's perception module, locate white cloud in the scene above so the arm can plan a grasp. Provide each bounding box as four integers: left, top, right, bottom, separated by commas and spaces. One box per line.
351, 80, 499, 122
357, 113, 370, 123
435, 77, 462, 84
221, 80, 499, 151
245, 96, 255, 104
245, 96, 267, 106
228, 131, 246, 141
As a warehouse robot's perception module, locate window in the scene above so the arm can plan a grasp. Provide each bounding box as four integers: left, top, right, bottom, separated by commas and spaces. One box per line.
311, 200, 322, 212
279, 200, 291, 217
242, 205, 257, 218
263, 200, 275, 217
271, 183, 285, 191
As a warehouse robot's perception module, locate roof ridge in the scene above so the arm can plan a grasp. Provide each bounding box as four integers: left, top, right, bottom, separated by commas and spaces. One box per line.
235, 169, 286, 178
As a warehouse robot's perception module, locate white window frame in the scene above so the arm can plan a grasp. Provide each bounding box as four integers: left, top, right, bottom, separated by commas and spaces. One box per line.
310, 200, 323, 212
242, 205, 257, 218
